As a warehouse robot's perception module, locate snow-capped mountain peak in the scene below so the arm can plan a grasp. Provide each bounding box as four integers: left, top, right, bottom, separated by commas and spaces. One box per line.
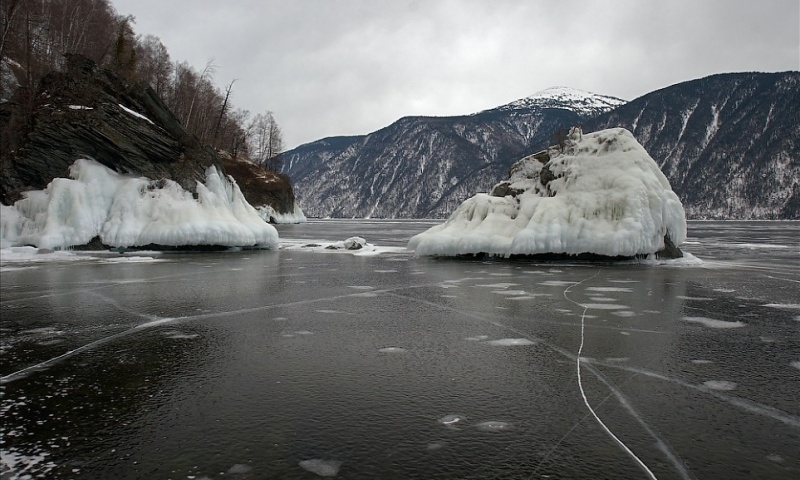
498, 86, 626, 117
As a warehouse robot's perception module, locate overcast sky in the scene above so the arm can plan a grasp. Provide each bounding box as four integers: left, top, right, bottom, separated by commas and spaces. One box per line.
111, 0, 799, 149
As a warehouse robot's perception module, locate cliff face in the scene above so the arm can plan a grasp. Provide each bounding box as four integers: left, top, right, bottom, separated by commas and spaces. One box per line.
0, 55, 295, 215
584, 72, 800, 219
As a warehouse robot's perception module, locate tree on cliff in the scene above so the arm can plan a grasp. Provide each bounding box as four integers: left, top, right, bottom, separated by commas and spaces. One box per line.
248, 111, 284, 171
1, 0, 283, 165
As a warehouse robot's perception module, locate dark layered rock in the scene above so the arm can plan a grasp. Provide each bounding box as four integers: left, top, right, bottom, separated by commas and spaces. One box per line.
220, 153, 297, 216
0, 54, 296, 216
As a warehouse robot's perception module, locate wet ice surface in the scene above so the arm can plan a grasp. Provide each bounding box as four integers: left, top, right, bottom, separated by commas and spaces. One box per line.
1, 220, 799, 479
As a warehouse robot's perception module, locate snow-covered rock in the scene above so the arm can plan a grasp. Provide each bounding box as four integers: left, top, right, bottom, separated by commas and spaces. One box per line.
408, 127, 686, 259
323, 236, 368, 250
0, 159, 279, 250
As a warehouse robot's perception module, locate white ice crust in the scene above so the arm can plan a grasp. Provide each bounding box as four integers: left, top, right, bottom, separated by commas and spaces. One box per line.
0, 159, 278, 249
256, 203, 307, 224
409, 128, 686, 258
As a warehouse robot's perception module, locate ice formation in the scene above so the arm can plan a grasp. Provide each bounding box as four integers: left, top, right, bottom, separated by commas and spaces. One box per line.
0, 159, 278, 249
256, 203, 307, 224
408, 128, 687, 258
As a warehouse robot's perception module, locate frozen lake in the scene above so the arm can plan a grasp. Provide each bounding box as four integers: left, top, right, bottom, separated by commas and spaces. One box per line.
1, 220, 799, 479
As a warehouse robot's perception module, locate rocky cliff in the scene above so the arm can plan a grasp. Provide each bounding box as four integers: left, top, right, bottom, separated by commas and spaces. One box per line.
0, 54, 296, 216
584, 72, 799, 219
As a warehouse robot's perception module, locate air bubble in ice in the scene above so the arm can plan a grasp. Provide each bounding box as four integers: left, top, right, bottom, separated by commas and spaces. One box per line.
378, 347, 407, 353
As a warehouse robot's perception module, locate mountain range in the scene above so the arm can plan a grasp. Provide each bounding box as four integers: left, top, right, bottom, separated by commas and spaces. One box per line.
282, 72, 799, 219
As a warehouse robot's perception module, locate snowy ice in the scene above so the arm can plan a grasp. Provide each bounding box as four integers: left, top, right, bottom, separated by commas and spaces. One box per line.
0, 159, 278, 250
475, 420, 512, 431
117, 103, 154, 124
378, 347, 407, 353
256, 203, 307, 224
408, 128, 687, 258
485, 338, 536, 346
702, 380, 738, 391
682, 317, 746, 329
298, 459, 342, 477
438, 414, 467, 426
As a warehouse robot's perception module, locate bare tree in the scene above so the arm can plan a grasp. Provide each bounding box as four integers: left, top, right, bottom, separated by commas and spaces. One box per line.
247, 111, 284, 170
134, 34, 172, 95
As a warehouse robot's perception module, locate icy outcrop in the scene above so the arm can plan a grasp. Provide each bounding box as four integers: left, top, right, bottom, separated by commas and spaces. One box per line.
0, 159, 278, 250
256, 204, 307, 224
408, 127, 686, 259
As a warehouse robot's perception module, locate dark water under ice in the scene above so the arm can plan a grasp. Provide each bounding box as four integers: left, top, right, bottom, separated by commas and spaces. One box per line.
1, 220, 798, 479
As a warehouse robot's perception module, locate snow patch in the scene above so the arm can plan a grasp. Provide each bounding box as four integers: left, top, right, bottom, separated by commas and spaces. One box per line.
485, 338, 535, 346
682, 317, 746, 329
298, 459, 342, 477
118, 103, 154, 124
702, 380, 737, 391
475, 420, 513, 431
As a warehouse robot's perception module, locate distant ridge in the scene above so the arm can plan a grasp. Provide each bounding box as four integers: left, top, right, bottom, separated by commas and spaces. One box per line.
283, 72, 799, 219
282, 87, 621, 218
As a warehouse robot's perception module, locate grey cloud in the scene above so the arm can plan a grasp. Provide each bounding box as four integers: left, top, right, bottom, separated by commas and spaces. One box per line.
114, 0, 799, 148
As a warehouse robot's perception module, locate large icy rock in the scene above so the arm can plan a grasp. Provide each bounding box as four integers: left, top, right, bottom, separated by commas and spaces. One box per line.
408, 127, 686, 259
0, 159, 278, 250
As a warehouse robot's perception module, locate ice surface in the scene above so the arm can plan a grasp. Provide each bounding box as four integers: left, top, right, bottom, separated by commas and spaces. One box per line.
227, 463, 252, 474
1, 159, 278, 249
539, 280, 578, 286
465, 335, 489, 341
163, 331, 199, 339
378, 347, 407, 353
476, 282, 519, 288
790, 361, 800, 370
485, 338, 536, 346
99, 256, 164, 264
682, 317, 746, 329
586, 287, 633, 292
298, 459, 342, 477
703, 380, 737, 391
408, 128, 686, 258
475, 420, 512, 431
438, 414, 467, 426
581, 304, 629, 310
763, 303, 800, 310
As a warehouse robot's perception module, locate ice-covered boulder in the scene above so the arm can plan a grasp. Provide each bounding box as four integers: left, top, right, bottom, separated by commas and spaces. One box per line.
408, 127, 686, 259
0, 159, 279, 250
